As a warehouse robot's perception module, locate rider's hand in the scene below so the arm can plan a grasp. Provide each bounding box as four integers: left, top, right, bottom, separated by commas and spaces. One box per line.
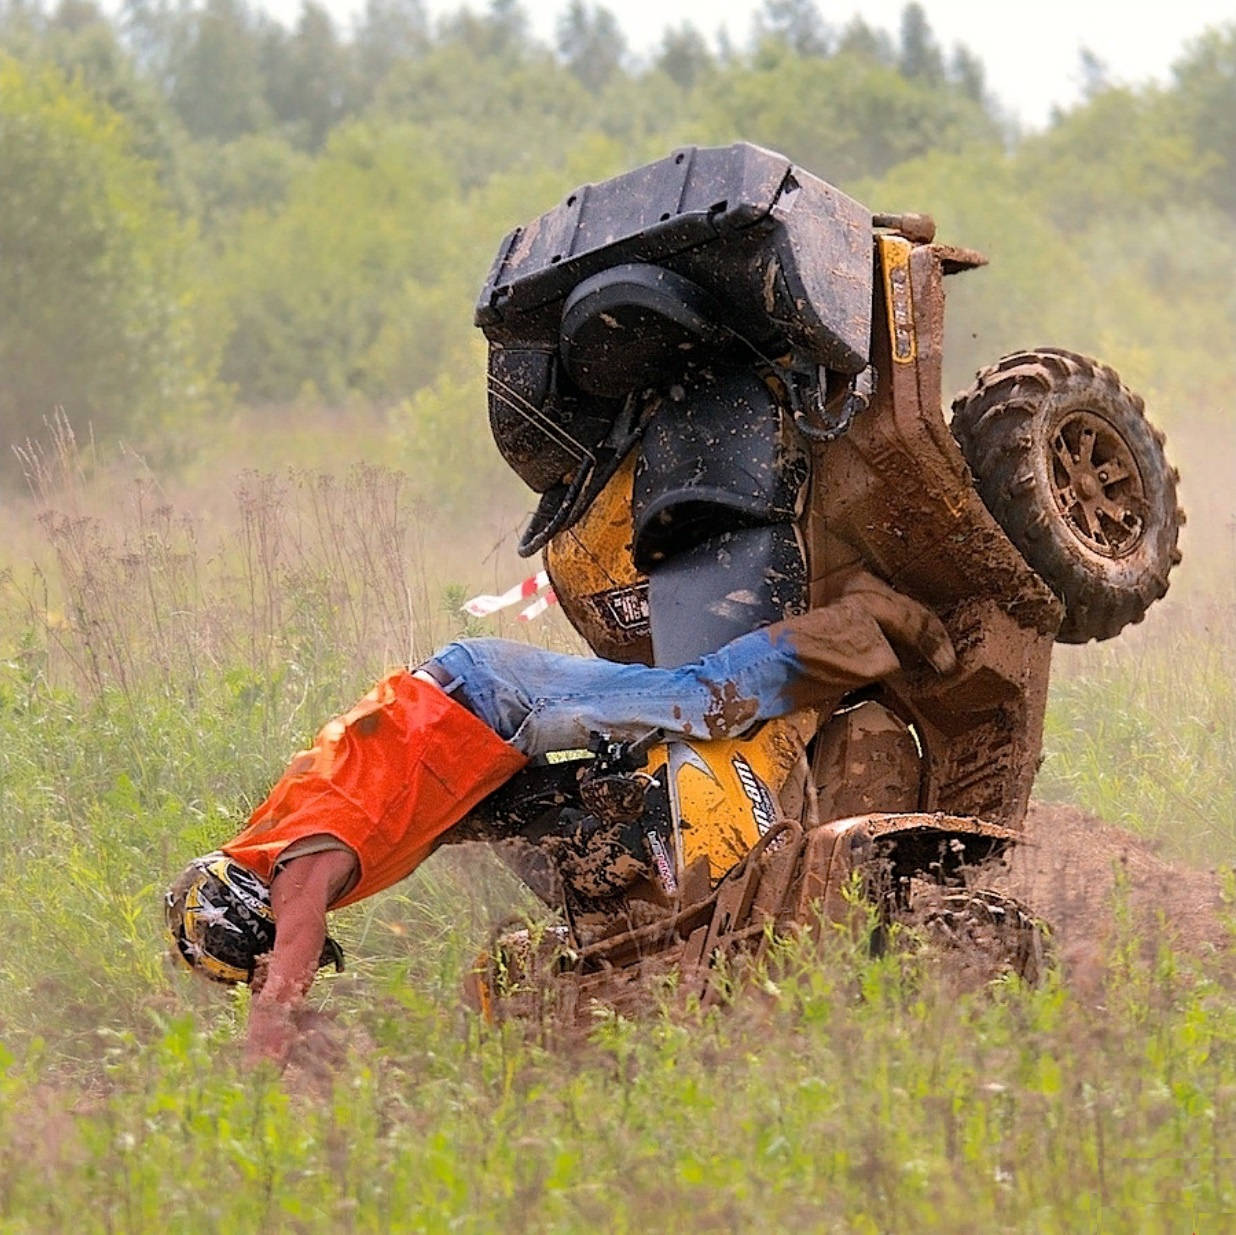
242, 849, 355, 1072
835, 568, 957, 675
762, 571, 957, 712
244, 995, 299, 1070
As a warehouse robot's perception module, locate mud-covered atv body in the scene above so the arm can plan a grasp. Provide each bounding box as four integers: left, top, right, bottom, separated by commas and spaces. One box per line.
464, 142, 1181, 1018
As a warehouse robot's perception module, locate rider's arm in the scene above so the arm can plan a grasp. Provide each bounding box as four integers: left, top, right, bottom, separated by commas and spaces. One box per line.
243, 847, 357, 1068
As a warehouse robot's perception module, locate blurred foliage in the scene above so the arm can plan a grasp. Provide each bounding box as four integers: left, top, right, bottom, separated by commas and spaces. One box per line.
0, 53, 218, 449
216, 121, 464, 401
691, 44, 1001, 183
0, 0, 1234, 492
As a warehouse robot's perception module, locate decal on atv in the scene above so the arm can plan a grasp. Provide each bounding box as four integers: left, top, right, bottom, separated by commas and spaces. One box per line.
645, 829, 678, 896
592, 582, 650, 632
731, 753, 777, 837
668, 742, 720, 786
879, 234, 917, 364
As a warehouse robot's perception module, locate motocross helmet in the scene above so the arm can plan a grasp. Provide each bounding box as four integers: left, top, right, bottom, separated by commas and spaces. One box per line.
165, 852, 344, 986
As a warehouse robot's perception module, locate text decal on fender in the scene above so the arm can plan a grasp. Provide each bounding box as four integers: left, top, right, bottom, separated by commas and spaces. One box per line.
732, 753, 777, 837
879, 234, 917, 364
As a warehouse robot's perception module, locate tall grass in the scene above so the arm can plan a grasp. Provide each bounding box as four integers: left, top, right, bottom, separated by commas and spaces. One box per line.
11, 414, 449, 700
2, 919, 1236, 1232
0, 424, 546, 1061
1038, 429, 1236, 864
0, 426, 1232, 1231
1040, 606, 1236, 863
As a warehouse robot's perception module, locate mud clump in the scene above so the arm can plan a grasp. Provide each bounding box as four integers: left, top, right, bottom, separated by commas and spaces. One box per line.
703, 680, 758, 739
282, 1008, 375, 1100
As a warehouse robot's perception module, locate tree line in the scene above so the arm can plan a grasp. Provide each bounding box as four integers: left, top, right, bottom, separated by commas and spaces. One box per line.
1, 0, 1233, 490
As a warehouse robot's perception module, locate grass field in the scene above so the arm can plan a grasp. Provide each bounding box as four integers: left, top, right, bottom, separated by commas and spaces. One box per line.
0, 430, 1232, 1233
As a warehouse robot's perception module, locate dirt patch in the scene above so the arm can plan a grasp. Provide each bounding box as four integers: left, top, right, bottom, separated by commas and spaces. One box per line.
984, 800, 1229, 976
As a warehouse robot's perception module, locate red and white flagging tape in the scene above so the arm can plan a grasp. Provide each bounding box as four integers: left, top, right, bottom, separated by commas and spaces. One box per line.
463, 570, 558, 622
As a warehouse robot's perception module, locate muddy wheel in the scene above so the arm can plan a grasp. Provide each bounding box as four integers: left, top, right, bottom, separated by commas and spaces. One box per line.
901, 886, 1050, 987
951, 349, 1182, 643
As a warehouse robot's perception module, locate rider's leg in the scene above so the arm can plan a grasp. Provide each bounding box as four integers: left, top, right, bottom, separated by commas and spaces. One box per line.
422, 630, 804, 756
423, 578, 949, 758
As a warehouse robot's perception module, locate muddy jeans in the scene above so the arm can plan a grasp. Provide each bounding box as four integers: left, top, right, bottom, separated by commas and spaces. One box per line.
423, 633, 800, 757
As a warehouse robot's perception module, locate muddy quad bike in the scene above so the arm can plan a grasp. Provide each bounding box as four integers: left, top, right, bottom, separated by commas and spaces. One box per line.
462, 142, 1183, 1020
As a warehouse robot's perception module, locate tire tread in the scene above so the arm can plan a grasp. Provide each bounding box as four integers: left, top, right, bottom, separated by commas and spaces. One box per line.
951, 349, 1181, 643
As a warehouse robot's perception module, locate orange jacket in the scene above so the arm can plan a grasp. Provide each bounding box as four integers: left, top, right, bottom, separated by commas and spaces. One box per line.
223, 670, 528, 908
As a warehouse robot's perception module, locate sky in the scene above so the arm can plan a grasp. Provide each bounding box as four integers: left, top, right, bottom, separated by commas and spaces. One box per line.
342, 0, 1236, 130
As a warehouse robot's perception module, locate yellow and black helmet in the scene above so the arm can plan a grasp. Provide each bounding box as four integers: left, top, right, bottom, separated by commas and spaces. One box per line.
165, 853, 343, 985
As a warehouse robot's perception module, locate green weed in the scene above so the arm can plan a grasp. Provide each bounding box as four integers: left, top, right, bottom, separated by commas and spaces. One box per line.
0, 442, 1230, 1232
1041, 609, 1236, 864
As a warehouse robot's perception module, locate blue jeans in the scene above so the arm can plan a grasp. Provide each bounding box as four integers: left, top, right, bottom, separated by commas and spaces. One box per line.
425, 633, 800, 757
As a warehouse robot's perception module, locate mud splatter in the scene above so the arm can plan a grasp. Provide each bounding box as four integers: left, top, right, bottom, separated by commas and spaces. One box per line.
764, 582, 959, 713
281, 1008, 376, 1101
543, 816, 650, 898
251, 951, 272, 995
703, 679, 759, 739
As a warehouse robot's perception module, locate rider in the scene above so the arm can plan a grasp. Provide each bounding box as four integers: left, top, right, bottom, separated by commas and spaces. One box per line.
165, 570, 955, 1067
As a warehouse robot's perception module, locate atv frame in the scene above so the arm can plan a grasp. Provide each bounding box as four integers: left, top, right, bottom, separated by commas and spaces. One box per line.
463, 142, 1182, 1019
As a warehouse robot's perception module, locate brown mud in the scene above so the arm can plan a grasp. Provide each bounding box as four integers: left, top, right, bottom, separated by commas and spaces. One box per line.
984, 800, 1228, 974
702, 679, 759, 739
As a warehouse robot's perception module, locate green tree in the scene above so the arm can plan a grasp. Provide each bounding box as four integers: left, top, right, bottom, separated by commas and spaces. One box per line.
692, 50, 1001, 186
835, 16, 894, 64
1172, 25, 1236, 215
949, 44, 985, 105
373, 35, 592, 188
1014, 86, 1210, 231
654, 22, 712, 91
0, 54, 216, 447
166, 0, 271, 140
438, 0, 527, 60
262, 1, 354, 149
556, 0, 624, 92
753, 0, 830, 59
119, 0, 173, 82
2, 0, 185, 179
216, 121, 464, 402
185, 130, 308, 229
1078, 47, 1110, 99
898, 2, 943, 84
353, 0, 426, 99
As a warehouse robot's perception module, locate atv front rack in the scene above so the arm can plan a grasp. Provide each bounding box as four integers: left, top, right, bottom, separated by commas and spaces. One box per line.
466, 812, 1027, 1027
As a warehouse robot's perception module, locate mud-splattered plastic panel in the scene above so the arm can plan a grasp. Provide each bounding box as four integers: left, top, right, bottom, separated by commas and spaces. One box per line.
477, 142, 873, 375
647, 524, 807, 667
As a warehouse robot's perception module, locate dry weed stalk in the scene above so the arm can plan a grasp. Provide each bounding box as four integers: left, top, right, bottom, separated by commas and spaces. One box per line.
293, 464, 429, 667
11, 422, 443, 701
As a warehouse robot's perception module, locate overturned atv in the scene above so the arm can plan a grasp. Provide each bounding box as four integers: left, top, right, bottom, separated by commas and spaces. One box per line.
465, 142, 1182, 1020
